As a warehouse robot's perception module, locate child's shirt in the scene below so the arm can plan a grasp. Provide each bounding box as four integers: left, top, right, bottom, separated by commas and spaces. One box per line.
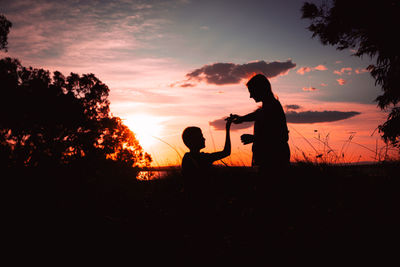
182, 152, 214, 176
181, 152, 214, 194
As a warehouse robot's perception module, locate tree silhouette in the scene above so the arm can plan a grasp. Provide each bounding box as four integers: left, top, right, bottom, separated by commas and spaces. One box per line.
0, 14, 151, 169
0, 14, 12, 52
0, 57, 151, 168
302, 0, 400, 148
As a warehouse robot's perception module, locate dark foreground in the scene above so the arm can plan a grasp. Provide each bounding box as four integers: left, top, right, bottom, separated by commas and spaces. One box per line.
3, 161, 399, 264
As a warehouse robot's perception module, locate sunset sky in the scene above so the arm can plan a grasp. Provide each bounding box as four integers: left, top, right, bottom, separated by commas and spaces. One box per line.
1, 0, 394, 166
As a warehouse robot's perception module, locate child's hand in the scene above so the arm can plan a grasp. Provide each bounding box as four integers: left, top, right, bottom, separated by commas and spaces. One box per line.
225, 114, 237, 124
225, 114, 235, 128
229, 114, 242, 124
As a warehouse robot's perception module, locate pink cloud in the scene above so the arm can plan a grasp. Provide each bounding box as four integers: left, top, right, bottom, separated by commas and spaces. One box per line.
297, 64, 327, 75
180, 83, 196, 87
170, 81, 196, 88
302, 86, 318, 92
334, 67, 352, 75
297, 67, 312, 75
337, 78, 347, 85
333, 70, 342, 75
320, 83, 328, 87
3, 0, 172, 64
313, 65, 327, 71
355, 68, 369, 74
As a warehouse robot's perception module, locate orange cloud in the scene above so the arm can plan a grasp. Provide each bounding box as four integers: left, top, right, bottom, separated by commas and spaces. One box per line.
302, 86, 318, 92
297, 67, 312, 75
297, 64, 327, 75
337, 78, 347, 85
355, 68, 369, 74
334, 67, 352, 75
313, 65, 327, 71
170, 81, 196, 88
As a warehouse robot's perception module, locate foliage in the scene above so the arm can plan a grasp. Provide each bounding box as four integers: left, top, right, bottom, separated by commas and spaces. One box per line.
301, 0, 400, 148
378, 107, 400, 147
0, 57, 151, 167
0, 14, 12, 52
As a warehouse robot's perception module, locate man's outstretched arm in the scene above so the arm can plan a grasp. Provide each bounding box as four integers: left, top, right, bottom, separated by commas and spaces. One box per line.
231, 110, 257, 124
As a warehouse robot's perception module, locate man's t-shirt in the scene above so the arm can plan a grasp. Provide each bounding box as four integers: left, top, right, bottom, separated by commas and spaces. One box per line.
252, 98, 290, 167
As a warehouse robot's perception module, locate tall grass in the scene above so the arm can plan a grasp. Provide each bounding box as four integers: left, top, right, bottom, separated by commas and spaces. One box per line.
289, 126, 399, 165
139, 126, 399, 181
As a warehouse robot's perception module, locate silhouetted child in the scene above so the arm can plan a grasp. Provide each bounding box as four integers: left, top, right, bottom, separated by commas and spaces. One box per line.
181, 115, 233, 249
181, 115, 233, 192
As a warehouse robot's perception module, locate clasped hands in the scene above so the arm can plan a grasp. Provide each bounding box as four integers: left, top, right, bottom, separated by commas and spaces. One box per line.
225, 114, 254, 145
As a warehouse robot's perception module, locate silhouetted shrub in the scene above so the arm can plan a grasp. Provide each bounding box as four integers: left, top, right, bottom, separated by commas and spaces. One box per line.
0, 57, 151, 168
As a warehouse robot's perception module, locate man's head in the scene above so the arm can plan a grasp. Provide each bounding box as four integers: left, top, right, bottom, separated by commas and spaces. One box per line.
182, 126, 206, 151
246, 74, 273, 103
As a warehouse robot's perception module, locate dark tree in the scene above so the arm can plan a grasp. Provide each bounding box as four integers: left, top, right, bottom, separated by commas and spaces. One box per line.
0, 57, 151, 168
0, 15, 12, 52
302, 0, 400, 148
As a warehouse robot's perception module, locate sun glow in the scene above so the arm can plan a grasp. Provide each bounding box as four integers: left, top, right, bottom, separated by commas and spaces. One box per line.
124, 114, 164, 149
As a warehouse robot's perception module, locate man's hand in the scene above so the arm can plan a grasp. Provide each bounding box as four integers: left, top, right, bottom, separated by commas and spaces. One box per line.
240, 134, 254, 145
229, 114, 242, 124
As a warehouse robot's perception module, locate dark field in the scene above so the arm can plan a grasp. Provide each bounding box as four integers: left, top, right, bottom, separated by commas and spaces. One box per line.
4, 161, 399, 264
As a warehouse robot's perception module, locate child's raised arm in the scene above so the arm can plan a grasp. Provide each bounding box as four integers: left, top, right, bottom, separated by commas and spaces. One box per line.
208, 114, 233, 162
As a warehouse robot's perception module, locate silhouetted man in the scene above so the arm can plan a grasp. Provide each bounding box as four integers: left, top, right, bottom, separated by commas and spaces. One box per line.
233, 74, 290, 177
232, 73, 291, 244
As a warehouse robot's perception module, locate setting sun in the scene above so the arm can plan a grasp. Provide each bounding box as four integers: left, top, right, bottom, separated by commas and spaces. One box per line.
123, 114, 164, 149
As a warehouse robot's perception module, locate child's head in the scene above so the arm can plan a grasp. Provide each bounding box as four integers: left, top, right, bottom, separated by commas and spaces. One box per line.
246, 74, 273, 102
182, 126, 206, 151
